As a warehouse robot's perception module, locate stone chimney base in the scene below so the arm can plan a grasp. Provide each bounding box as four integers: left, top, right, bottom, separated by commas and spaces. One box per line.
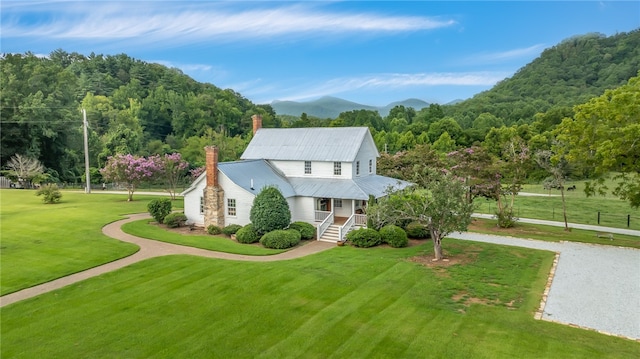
203, 186, 225, 228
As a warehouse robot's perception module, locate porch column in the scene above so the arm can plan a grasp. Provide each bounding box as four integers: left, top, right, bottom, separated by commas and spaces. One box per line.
352, 199, 355, 215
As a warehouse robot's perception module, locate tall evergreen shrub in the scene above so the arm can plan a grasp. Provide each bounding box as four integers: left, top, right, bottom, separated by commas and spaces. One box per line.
250, 186, 291, 235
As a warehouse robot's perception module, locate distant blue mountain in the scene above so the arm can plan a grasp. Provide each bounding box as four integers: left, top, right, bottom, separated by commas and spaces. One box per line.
271, 96, 431, 119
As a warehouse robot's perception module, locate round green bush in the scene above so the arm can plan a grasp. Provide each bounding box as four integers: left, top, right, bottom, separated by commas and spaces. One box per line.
236, 224, 259, 244
164, 212, 187, 228
250, 186, 291, 235
346, 228, 382, 248
222, 224, 243, 236
380, 225, 409, 248
405, 221, 430, 239
207, 225, 222, 235
288, 221, 315, 240
260, 229, 301, 249
147, 198, 172, 223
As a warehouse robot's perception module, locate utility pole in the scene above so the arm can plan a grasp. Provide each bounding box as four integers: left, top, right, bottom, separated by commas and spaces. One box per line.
83, 108, 91, 194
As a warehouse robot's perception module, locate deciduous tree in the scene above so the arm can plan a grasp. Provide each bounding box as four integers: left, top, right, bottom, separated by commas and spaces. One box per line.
100, 154, 159, 201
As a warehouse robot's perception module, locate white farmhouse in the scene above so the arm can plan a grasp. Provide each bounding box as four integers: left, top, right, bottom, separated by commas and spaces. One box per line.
182, 115, 411, 242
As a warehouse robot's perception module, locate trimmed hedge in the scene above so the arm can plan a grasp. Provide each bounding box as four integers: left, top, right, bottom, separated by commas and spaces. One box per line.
288, 221, 315, 240
222, 224, 243, 236
346, 228, 382, 248
147, 198, 172, 223
236, 224, 259, 244
207, 225, 222, 235
164, 212, 187, 228
380, 225, 409, 248
405, 221, 430, 239
260, 229, 301, 249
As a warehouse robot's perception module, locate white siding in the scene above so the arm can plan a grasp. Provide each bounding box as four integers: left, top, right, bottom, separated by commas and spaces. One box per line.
270, 160, 348, 179
219, 172, 255, 226
352, 137, 378, 177
333, 199, 353, 217
183, 178, 206, 226
291, 197, 316, 223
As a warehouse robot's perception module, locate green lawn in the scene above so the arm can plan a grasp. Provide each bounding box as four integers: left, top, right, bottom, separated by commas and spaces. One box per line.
475, 191, 640, 230
0, 189, 181, 295
121, 219, 287, 255
2, 242, 638, 358
469, 218, 640, 249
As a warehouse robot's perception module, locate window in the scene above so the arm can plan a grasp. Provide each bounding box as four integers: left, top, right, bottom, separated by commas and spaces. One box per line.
335, 199, 343, 208
305, 161, 312, 174
369, 159, 373, 173
227, 198, 236, 216
356, 161, 360, 176
334, 162, 341, 175
200, 197, 204, 214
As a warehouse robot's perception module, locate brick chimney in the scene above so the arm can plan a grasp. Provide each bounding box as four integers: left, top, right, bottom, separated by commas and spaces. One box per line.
205, 146, 218, 187
203, 146, 224, 228
252, 114, 262, 135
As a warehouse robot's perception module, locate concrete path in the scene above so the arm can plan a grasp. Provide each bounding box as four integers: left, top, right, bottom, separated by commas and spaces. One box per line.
0, 213, 334, 307
450, 231, 640, 340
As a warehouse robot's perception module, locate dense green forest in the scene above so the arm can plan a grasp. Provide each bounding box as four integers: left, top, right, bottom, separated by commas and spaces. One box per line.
1, 30, 638, 186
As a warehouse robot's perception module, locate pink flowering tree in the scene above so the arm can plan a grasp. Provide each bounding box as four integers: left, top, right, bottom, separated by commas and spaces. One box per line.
151, 153, 190, 200
100, 154, 160, 201
190, 166, 205, 181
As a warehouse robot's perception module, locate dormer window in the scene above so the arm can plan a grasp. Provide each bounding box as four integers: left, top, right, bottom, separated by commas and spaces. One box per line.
334, 162, 341, 175
305, 161, 312, 174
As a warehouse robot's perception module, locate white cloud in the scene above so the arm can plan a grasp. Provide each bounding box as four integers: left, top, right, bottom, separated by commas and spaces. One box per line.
462, 44, 546, 65
248, 71, 508, 102
1, 2, 456, 44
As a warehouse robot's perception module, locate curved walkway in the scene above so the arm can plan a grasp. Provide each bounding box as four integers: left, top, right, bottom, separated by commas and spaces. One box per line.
0, 213, 334, 307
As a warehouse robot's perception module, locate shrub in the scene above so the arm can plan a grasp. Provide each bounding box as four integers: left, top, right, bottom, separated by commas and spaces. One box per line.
222, 224, 243, 236
260, 229, 301, 249
236, 224, 259, 244
250, 186, 291, 235
380, 225, 409, 248
164, 212, 187, 228
288, 221, 315, 240
346, 228, 382, 248
207, 225, 222, 235
405, 221, 430, 239
147, 198, 172, 223
35, 184, 62, 204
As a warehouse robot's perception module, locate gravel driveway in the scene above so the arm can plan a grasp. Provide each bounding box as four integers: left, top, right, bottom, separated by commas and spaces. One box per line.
450, 231, 640, 340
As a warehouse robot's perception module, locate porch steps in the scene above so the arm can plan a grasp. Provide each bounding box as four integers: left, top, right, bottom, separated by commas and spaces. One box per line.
318, 225, 341, 243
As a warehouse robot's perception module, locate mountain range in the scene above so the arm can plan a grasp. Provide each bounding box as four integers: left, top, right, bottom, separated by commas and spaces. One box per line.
270, 96, 435, 118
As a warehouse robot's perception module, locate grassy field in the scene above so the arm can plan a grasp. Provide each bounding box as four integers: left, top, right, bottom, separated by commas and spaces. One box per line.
0, 189, 181, 295
122, 219, 287, 255
475, 185, 640, 230
469, 218, 640, 249
3, 242, 639, 358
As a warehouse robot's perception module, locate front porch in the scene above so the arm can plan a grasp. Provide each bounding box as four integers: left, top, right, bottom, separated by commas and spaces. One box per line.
314, 197, 367, 242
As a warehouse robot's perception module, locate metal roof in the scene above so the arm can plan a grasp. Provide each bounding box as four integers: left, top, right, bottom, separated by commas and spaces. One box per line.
218, 159, 296, 198
288, 175, 412, 200
241, 127, 375, 162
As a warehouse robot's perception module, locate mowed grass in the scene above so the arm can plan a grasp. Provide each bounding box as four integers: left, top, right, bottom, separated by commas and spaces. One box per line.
2, 242, 639, 358
475, 190, 640, 230
469, 218, 640, 249
0, 189, 181, 295
122, 219, 287, 255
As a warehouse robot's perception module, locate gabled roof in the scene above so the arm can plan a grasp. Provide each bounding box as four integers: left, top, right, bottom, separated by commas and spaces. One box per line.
241, 127, 378, 162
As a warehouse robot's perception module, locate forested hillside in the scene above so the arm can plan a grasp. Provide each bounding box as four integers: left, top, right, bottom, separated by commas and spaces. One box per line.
1, 30, 638, 187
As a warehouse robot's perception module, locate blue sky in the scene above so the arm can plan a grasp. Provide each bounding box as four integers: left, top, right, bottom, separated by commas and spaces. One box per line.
2, 1, 639, 106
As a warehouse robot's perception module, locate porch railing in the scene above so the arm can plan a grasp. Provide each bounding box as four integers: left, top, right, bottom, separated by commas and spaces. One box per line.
315, 210, 331, 222
355, 214, 367, 227
317, 212, 334, 240
339, 214, 356, 241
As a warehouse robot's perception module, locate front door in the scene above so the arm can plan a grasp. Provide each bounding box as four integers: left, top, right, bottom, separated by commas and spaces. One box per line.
318, 198, 331, 212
